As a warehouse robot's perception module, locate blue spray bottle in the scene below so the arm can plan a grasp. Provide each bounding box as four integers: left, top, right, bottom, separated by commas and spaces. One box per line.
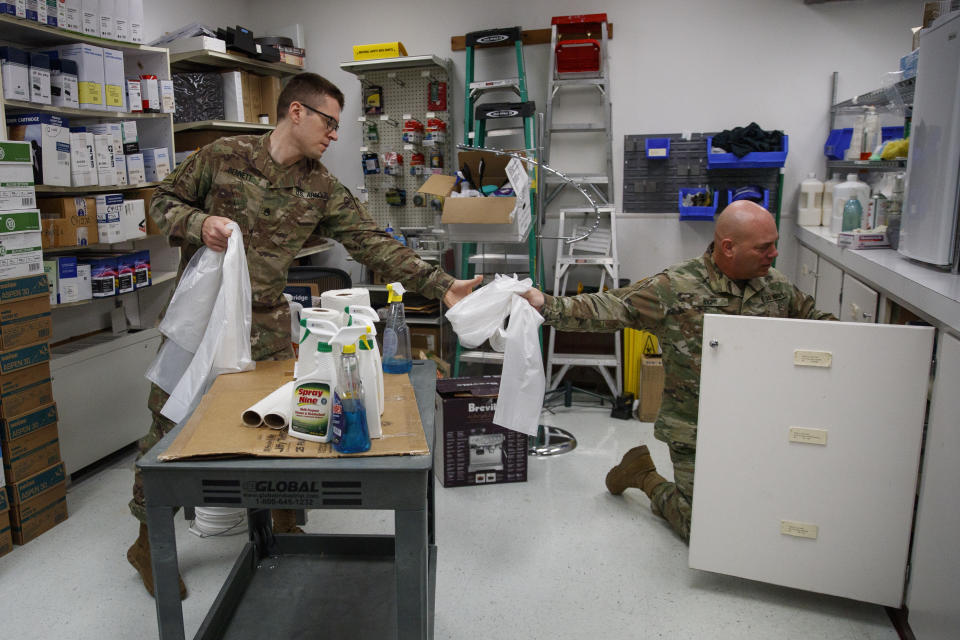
382, 282, 412, 374
329, 326, 371, 454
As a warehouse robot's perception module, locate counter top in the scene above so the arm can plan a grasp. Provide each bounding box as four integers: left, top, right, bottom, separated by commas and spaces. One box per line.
795, 224, 960, 334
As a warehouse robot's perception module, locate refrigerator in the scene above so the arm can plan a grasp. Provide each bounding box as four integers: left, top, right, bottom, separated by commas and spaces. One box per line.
899, 11, 960, 269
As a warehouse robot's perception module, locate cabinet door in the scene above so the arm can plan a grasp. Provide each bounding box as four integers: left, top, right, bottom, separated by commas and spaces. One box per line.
689, 315, 933, 606
795, 245, 819, 298
814, 259, 842, 317
906, 332, 960, 638
839, 273, 878, 323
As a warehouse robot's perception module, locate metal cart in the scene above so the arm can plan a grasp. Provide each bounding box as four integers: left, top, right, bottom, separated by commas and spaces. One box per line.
138, 362, 437, 640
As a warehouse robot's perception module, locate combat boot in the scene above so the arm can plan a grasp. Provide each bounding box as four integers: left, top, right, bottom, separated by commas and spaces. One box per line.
605, 445, 667, 498
126, 523, 187, 599
271, 509, 305, 534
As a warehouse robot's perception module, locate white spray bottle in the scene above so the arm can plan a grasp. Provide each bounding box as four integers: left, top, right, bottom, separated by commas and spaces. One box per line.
344, 304, 384, 418
289, 327, 340, 443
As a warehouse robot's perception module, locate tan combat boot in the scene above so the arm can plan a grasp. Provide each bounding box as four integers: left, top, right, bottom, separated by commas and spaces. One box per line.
271, 509, 305, 534
605, 445, 667, 498
127, 523, 187, 599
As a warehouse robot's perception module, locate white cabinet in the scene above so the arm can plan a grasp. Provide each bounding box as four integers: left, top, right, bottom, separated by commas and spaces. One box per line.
839, 273, 878, 323
796, 245, 819, 298
690, 315, 934, 606
906, 332, 960, 638
814, 258, 843, 317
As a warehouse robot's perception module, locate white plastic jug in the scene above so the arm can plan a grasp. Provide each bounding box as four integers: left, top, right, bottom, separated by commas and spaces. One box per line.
830, 174, 871, 235
822, 172, 842, 226
297, 317, 340, 378
343, 305, 384, 418
798, 173, 824, 226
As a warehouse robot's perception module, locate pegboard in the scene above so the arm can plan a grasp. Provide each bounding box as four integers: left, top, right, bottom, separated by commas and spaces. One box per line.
622, 132, 782, 216
346, 59, 455, 230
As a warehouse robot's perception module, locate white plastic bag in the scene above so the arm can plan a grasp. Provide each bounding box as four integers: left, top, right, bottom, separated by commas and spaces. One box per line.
446, 274, 545, 436
145, 222, 254, 423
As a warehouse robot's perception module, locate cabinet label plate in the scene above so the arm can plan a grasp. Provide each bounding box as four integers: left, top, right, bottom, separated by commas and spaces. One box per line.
780, 520, 819, 539
794, 349, 832, 367
789, 427, 828, 445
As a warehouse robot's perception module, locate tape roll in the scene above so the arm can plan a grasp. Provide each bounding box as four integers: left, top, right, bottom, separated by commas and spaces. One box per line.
321, 288, 372, 313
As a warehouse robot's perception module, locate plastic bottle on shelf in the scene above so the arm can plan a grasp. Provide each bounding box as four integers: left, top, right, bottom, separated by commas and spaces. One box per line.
382, 282, 412, 374
821, 172, 842, 226
798, 173, 824, 226
847, 115, 866, 160
862, 107, 879, 159
830, 174, 870, 235
842, 197, 863, 232
329, 326, 371, 454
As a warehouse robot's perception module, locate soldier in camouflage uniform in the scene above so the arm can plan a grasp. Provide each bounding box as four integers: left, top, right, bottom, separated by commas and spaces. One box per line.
127, 73, 482, 598
522, 201, 834, 543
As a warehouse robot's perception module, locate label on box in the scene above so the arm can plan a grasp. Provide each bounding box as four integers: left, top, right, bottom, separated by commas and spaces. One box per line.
0, 183, 36, 211
0, 342, 49, 375
2, 424, 60, 481
788, 427, 828, 446
3, 401, 58, 440
78, 80, 102, 106
7, 460, 64, 503
0, 141, 32, 164
0, 275, 48, 303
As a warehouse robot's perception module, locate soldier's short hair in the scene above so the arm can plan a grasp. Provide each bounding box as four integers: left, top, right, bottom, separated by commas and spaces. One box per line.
277, 73, 345, 120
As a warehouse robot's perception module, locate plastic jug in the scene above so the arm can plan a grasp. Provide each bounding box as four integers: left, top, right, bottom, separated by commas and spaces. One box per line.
382, 282, 412, 374
297, 317, 340, 379
821, 173, 842, 226
289, 339, 338, 443
842, 197, 863, 232
798, 173, 824, 226
830, 174, 871, 235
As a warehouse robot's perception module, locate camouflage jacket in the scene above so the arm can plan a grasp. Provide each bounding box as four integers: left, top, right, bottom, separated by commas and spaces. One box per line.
150, 133, 454, 360
540, 244, 834, 446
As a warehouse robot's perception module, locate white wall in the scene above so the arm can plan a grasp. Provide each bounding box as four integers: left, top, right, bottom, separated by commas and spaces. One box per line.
181, 0, 922, 285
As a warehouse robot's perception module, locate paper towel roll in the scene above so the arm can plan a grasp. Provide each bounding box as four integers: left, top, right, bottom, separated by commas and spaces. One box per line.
321, 288, 371, 313
241, 381, 295, 428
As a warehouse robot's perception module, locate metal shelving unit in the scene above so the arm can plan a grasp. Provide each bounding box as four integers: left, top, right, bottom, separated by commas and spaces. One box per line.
826, 159, 906, 172
173, 120, 274, 133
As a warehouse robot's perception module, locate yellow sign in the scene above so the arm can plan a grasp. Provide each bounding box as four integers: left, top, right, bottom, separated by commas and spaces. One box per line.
353, 41, 408, 61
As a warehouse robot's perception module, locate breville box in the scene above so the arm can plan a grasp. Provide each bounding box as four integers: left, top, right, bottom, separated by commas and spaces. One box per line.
51, 58, 79, 109
57, 43, 103, 111
75, 262, 91, 300
124, 152, 144, 185
102, 48, 124, 112
0, 140, 36, 211
0, 46, 29, 101
68, 129, 96, 187
0, 361, 53, 419
2, 423, 60, 482
418, 152, 532, 243
142, 147, 170, 182
95, 193, 123, 243
6, 113, 71, 186
9, 463, 67, 544
120, 197, 145, 241
0, 295, 51, 350
434, 376, 528, 487
28, 51, 51, 105
93, 133, 116, 186
38, 195, 98, 248
0, 210, 43, 280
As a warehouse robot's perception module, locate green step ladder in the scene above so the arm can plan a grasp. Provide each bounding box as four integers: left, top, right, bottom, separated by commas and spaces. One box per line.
453, 26, 541, 376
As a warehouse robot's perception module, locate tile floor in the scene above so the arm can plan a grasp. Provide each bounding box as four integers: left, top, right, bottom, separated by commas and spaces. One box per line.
0, 403, 898, 639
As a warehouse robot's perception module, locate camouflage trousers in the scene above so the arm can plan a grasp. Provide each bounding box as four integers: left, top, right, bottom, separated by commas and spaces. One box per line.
129, 383, 177, 523
648, 441, 696, 543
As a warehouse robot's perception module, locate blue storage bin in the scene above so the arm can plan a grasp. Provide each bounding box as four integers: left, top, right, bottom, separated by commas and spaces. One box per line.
881, 126, 905, 143
824, 128, 853, 160
678, 188, 718, 221
707, 135, 788, 168
645, 137, 670, 159
726, 188, 769, 210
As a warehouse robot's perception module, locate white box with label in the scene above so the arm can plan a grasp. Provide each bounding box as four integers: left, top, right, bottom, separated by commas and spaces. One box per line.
101, 48, 124, 112
124, 153, 144, 185
142, 147, 170, 182
94, 193, 123, 243
57, 44, 103, 111
121, 198, 145, 241
0, 140, 36, 211
93, 134, 116, 186
69, 130, 97, 187
0, 210, 43, 280
6, 113, 71, 187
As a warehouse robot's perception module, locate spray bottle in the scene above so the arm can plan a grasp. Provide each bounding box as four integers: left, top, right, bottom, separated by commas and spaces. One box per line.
382, 282, 412, 374
297, 317, 340, 380
344, 304, 385, 417
289, 330, 339, 443
329, 326, 371, 454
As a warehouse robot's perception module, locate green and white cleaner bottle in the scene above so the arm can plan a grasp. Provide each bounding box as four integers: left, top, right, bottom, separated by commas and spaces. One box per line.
289, 333, 339, 443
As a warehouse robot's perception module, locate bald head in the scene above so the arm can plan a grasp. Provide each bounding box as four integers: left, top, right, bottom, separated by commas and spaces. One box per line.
712, 200, 779, 280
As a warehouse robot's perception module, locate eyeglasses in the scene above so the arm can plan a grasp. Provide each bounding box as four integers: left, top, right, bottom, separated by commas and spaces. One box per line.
298, 102, 340, 132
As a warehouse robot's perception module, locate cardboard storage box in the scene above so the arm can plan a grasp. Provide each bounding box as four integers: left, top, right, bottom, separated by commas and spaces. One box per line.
124, 188, 157, 233
43, 255, 79, 304
0, 341, 50, 376
418, 151, 532, 242
0, 209, 43, 280
1, 400, 57, 442
0, 140, 36, 212
57, 43, 104, 111
837, 231, 891, 250
410, 326, 442, 355
6, 113, 71, 187
3, 423, 60, 482
0, 361, 54, 419
0, 509, 11, 557
7, 461, 67, 544
434, 376, 528, 487
39, 195, 98, 248
636, 355, 665, 422
0, 294, 51, 349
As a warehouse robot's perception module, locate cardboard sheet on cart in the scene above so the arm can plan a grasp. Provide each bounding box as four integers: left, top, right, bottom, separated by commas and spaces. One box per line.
159, 360, 428, 461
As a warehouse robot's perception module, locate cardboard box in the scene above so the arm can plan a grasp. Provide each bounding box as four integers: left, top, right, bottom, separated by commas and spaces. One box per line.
166, 35, 226, 55
6, 113, 72, 187
0, 46, 29, 101
142, 147, 170, 183
28, 51, 51, 105
0, 274, 49, 304
51, 58, 79, 109
132, 248, 150, 289
95, 193, 123, 243
637, 356, 665, 422
410, 326, 441, 354
0, 361, 53, 419
353, 41, 408, 60
121, 198, 145, 241
124, 187, 157, 233
78, 255, 116, 297
5, 459, 63, 504
9, 469, 67, 544
0, 510, 11, 557
76, 262, 91, 300
241, 71, 262, 124
434, 376, 528, 487
124, 153, 145, 186
44, 255, 79, 304
68, 129, 97, 187
57, 43, 104, 111
0, 210, 43, 280
418, 152, 532, 243
0, 140, 36, 212
0, 295, 51, 349
837, 231, 891, 250
3, 423, 60, 482
39, 195, 98, 248
0, 341, 50, 376
1, 400, 57, 439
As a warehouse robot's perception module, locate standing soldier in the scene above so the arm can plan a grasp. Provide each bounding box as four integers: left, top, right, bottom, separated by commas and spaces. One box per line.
127, 73, 481, 598
521, 201, 835, 542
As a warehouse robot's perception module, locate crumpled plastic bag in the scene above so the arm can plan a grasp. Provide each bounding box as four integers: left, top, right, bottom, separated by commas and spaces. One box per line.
446, 274, 544, 435
145, 222, 254, 423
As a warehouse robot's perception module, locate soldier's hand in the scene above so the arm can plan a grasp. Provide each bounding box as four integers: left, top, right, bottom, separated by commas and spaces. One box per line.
443, 275, 483, 308
521, 287, 544, 311
202, 216, 233, 252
